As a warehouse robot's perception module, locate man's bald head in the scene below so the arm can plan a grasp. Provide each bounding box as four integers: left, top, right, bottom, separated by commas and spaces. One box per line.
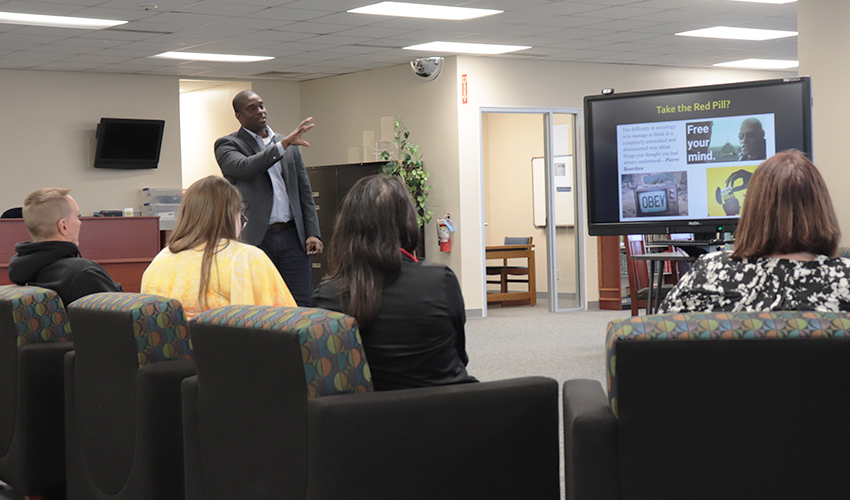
232, 90, 259, 114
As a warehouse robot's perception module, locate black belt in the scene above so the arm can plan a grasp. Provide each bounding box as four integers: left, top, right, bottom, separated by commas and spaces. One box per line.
268, 220, 295, 232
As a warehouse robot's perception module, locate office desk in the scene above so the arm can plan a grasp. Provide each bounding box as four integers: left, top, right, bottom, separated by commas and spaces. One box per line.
630, 252, 696, 314
485, 244, 536, 306
0, 217, 160, 293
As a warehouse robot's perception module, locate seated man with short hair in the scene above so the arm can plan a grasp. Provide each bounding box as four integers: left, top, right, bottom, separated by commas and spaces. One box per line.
8, 188, 122, 305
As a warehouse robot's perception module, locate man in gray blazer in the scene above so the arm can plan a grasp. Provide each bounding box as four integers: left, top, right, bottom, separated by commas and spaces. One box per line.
215, 90, 321, 306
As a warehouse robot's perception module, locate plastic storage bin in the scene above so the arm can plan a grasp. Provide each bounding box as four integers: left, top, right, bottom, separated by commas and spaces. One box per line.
142, 203, 180, 230
142, 188, 184, 205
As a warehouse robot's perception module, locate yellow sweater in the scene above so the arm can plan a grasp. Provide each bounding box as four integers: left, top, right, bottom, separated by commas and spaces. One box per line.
141, 239, 296, 318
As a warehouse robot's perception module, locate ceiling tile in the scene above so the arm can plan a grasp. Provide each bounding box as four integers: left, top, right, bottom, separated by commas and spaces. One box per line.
524, 3, 611, 16
0, 0, 803, 78
245, 7, 330, 22
334, 25, 411, 38
173, 2, 267, 17
275, 21, 352, 35
37, 60, 106, 70
0, 1, 80, 15
65, 6, 159, 21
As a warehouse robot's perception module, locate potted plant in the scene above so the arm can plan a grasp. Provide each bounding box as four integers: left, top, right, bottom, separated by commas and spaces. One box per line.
380, 117, 432, 258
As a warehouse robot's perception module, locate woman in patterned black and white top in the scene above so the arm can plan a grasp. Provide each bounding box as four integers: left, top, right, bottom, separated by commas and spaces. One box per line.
660, 150, 850, 313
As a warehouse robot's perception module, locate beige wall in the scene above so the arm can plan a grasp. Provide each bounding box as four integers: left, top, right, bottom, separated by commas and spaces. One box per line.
180, 81, 250, 188
179, 79, 302, 189
457, 56, 791, 310
798, 0, 850, 246
299, 59, 461, 274
0, 69, 182, 216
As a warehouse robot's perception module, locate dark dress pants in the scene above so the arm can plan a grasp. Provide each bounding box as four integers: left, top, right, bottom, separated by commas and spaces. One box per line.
258, 227, 313, 307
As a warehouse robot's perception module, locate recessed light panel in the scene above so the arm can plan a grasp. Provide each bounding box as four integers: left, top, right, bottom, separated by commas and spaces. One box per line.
676, 26, 797, 40
150, 52, 274, 63
727, 0, 796, 4
349, 2, 502, 21
404, 41, 530, 55
714, 59, 799, 69
0, 11, 127, 29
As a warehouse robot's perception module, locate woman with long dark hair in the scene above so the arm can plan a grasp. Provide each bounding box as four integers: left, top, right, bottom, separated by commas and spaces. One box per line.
312, 175, 476, 390
660, 150, 850, 313
141, 175, 295, 318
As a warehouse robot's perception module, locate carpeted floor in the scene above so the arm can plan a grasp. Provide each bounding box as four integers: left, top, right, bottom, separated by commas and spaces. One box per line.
466, 300, 631, 500
467, 300, 631, 386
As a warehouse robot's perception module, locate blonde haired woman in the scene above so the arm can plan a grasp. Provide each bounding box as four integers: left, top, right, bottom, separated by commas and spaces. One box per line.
141, 176, 295, 318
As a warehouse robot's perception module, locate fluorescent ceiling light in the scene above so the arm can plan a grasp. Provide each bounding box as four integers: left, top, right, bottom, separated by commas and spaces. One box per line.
714, 58, 799, 69
676, 26, 797, 40
0, 11, 126, 29
404, 41, 530, 55
150, 52, 274, 63
349, 2, 502, 20
727, 0, 796, 4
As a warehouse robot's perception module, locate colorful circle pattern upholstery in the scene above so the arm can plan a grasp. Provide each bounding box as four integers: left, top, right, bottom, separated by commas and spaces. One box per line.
194, 305, 373, 398
71, 292, 192, 366
0, 285, 72, 347
606, 311, 850, 417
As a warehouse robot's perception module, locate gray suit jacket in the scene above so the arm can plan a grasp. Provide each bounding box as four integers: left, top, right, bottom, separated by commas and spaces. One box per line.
214, 127, 320, 249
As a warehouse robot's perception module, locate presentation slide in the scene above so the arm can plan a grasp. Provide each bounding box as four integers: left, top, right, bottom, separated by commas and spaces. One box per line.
616, 113, 773, 222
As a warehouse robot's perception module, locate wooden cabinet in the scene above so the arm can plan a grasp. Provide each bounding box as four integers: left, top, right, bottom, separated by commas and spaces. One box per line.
597, 235, 628, 310
307, 162, 383, 286
0, 217, 160, 293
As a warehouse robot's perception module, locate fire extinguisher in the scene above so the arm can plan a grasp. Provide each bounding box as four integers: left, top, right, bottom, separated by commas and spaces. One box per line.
437, 214, 454, 252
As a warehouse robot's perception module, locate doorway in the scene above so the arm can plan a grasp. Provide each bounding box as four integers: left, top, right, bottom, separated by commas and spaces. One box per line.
178, 79, 250, 188
481, 108, 585, 314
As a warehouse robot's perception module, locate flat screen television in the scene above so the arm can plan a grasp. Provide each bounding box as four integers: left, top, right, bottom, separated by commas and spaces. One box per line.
94, 118, 165, 169
584, 77, 812, 236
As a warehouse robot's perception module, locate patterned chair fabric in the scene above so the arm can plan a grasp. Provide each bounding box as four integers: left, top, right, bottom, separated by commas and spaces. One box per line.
193, 305, 372, 397
71, 292, 192, 365
0, 284, 72, 346
0, 285, 74, 498
65, 292, 196, 500
184, 305, 559, 500
606, 311, 850, 416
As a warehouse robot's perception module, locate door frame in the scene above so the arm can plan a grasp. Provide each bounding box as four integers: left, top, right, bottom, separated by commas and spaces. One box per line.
479, 106, 586, 315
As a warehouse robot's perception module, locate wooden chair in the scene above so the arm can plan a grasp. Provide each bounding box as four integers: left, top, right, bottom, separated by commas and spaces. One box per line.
624, 235, 673, 316
486, 237, 536, 306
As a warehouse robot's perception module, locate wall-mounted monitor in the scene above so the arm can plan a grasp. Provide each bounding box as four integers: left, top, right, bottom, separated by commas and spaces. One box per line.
94, 118, 165, 169
584, 77, 812, 236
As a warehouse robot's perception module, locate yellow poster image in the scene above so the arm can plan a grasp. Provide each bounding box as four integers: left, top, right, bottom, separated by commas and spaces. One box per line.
706, 165, 758, 217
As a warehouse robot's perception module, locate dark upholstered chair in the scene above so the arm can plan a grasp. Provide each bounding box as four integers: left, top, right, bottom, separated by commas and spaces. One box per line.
0, 285, 73, 500
65, 293, 195, 500
564, 311, 850, 500
0, 207, 22, 219
184, 305, 560, 500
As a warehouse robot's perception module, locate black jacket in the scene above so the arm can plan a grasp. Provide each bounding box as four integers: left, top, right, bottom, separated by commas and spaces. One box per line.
312, 257, 476, 391
8, 240, 123, 307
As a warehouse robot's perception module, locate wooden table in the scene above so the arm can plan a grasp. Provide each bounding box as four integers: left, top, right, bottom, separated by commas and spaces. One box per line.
630, 252, 696, 314
485, 244, 536, 306
0, 217, 161, 293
